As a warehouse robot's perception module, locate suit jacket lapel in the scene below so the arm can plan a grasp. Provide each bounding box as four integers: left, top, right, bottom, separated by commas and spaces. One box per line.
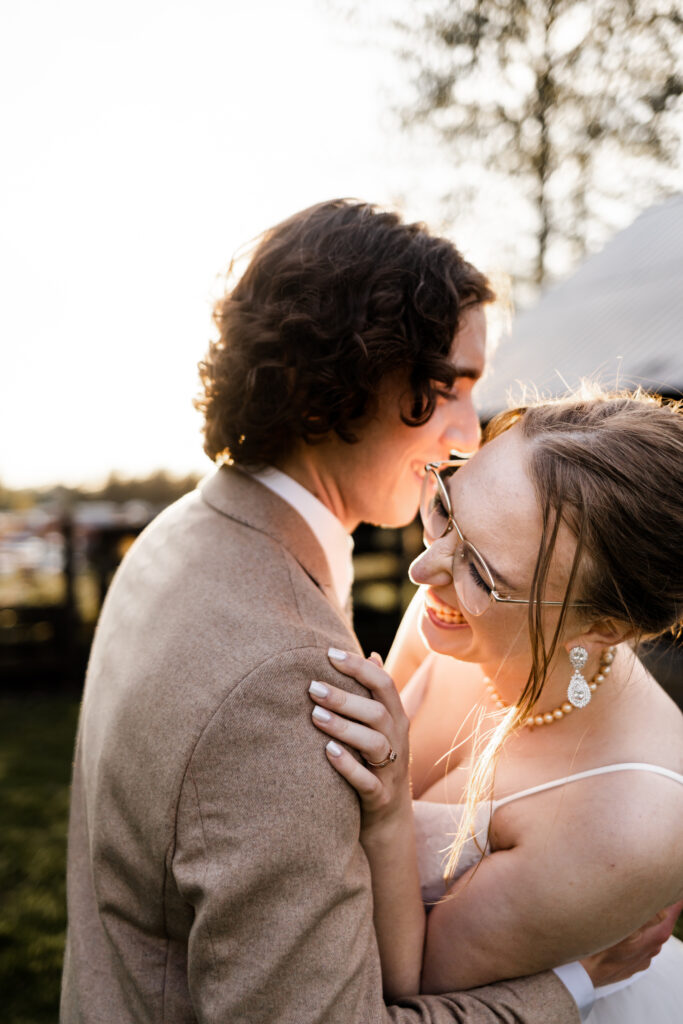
199, 465, 346, 617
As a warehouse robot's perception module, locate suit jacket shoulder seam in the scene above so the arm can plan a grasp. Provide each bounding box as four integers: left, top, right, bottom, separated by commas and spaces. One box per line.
171, 642, 345, 851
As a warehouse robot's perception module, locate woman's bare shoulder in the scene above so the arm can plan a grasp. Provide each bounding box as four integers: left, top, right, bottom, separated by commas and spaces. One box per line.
492, 656, 683, 859
495, 746, 683, 882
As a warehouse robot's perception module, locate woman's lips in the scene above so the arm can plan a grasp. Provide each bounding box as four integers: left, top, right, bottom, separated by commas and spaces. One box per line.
424, 591, 469, 628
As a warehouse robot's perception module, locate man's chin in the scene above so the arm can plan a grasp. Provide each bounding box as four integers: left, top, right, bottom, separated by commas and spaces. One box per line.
369, 508, 419, 530
360, 486, 421, 530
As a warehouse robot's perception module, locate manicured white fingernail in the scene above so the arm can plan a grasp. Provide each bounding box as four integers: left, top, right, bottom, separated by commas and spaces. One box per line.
328, 647, 347, 661
309, 681, 329, 698
326, 740, 343, 757
312, 706, 331, 723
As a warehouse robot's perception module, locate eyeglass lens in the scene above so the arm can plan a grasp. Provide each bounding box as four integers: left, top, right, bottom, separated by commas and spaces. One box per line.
419, 468, 495, 617
419, 470, 451, 542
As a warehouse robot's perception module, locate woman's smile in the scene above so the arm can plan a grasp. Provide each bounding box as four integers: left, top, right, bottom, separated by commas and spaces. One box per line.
424, 589, 469, 629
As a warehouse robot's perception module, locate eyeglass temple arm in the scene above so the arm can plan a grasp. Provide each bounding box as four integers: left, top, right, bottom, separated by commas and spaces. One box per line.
492, 593, 590, 607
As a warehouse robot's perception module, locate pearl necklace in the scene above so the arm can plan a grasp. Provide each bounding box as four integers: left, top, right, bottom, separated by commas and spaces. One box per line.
483, 646, 617, 728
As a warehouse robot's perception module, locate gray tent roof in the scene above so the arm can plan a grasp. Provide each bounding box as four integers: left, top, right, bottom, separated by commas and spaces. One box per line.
476, 194, 683, 417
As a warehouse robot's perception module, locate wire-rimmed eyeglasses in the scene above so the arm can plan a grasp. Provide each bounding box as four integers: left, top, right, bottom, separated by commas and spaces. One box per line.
419, 459, 588, 617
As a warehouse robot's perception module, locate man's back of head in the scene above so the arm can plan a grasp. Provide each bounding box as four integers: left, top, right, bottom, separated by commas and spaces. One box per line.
195, 198, 493, 472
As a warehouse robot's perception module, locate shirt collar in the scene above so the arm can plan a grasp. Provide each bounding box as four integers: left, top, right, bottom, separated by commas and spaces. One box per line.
251, 466, 354, 609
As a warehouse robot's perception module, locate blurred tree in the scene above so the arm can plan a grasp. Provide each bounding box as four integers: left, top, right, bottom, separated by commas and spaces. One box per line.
95, 469, 200, 505
399, 0, 683, 286
0, 471, 201, 510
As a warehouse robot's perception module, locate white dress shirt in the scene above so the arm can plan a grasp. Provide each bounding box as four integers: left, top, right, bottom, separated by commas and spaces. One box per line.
554, 962, 595, 1020
252, 466, 354, 609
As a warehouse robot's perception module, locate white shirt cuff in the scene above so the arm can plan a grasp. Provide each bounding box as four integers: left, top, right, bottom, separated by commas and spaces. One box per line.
553, 962, 596, 1021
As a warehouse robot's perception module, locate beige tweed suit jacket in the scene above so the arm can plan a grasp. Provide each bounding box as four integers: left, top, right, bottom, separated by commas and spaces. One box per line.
61, 465, 578, 1023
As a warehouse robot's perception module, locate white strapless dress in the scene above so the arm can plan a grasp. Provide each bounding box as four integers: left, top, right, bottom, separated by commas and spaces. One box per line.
413, 762, 683, 1023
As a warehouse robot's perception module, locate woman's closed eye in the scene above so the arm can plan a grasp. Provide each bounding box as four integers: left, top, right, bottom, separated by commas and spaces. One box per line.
467, 557, 492, 594
434, 493, 449, 519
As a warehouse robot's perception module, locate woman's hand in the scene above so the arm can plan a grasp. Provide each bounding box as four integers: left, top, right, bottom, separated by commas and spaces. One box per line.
309, 648, 411, 831
311, 648, 426, 998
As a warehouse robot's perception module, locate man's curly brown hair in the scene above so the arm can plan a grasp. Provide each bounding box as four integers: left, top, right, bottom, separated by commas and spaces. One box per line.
195, 199, 494, 465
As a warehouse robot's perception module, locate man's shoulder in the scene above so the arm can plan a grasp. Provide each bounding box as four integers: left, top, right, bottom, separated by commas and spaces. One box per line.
113, 479, 313, 611
125, 469, 329, 596
85, 475, 356, 744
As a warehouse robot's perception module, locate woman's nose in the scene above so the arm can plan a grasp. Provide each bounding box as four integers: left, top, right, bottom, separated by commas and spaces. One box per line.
409, 541, 453, 587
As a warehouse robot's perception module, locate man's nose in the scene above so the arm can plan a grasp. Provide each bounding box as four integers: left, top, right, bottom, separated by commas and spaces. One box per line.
443, 396, 481, 454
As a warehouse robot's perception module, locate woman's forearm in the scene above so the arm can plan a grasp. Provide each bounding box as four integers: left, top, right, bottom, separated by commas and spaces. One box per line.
360, 800, 426, 999
307, 650, 427, 996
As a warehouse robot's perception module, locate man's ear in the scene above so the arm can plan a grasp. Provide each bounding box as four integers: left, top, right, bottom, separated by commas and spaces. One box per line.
565, 617, 633, 652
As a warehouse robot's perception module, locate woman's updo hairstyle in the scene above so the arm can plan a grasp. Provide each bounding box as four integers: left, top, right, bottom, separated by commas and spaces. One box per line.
486, 388, 683, 717
446, 387, 683, 882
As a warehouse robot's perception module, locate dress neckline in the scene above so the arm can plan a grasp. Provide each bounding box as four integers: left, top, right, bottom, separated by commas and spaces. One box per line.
416, 761, 683, 813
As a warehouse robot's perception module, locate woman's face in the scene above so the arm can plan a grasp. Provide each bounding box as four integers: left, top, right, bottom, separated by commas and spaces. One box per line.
409, 424, 581, 684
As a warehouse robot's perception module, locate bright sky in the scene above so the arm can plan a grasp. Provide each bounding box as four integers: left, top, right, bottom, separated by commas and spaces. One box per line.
2, 0, 449, 489
2, 0, 678, 489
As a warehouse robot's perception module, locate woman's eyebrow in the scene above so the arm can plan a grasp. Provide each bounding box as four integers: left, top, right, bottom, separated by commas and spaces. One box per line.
481, 553, 516, 593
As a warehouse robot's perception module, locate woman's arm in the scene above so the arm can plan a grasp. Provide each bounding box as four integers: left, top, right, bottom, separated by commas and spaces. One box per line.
358, 803, 426, 999
309, 651, 426, 999
312, 653, 683, 999
421, 774, 683, 992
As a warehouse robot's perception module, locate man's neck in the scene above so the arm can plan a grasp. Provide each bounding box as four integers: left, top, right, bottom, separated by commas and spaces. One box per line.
276, 449, 358, 533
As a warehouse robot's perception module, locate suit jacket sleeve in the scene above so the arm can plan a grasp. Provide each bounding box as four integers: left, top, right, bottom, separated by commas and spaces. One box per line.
172, 646, 579, 1024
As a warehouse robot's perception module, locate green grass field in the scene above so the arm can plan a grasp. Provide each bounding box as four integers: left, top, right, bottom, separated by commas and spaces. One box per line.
0, 694, 681, 1023
0, 697, 79, 1024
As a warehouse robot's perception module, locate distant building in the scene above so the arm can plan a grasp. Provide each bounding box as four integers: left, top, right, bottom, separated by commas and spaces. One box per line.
476, 193, 683, 418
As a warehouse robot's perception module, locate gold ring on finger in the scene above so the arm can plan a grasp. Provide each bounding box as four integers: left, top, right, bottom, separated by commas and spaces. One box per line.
366, 748, 398, 769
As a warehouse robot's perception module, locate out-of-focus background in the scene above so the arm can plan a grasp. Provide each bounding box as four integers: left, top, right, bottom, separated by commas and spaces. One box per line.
2, 1, 682, 1018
